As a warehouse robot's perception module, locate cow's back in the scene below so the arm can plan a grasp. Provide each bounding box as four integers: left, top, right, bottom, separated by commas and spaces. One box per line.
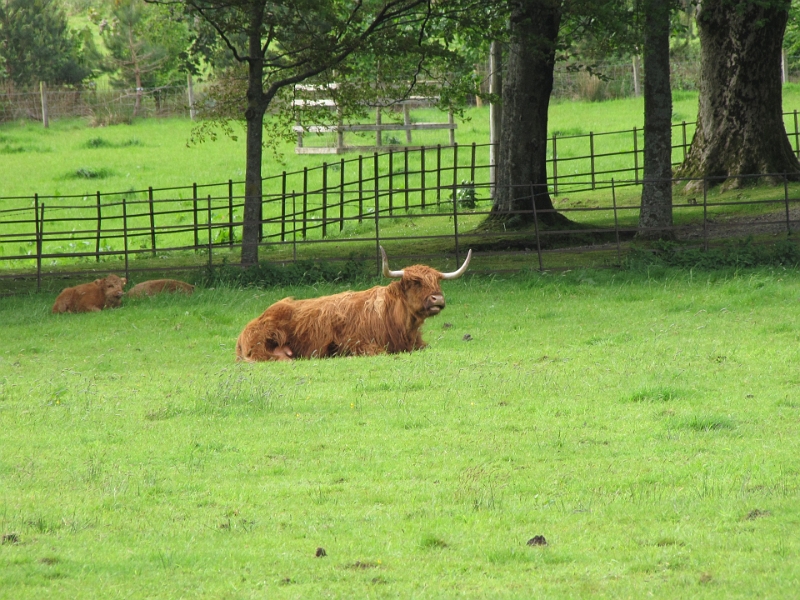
127, 279, 194, 298
286, 286, 413, 356
52, 282, 105, 313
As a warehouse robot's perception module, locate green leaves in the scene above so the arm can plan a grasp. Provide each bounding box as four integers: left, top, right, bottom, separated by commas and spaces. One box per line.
0, 0, 92, 87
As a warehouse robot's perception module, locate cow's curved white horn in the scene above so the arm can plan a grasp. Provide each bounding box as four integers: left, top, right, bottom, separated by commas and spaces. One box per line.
380, 246, 404, 278
440, 249, 472, 280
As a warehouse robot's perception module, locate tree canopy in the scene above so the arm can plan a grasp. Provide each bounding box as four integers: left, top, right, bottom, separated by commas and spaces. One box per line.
152, 0, 479, 264
0, 0, 92, 88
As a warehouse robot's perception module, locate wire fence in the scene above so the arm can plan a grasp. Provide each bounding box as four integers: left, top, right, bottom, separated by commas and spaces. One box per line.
0, 58, 707, 125
0, 85, 197, 124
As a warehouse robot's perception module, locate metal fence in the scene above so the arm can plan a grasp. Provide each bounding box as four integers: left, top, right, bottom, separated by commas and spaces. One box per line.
4, 114, 800, 290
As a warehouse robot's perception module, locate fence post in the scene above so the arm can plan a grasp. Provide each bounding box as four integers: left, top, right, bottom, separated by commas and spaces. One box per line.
452, 143, 460, 262
322, 162, 328, 238
795, 110, 799, 157
358, 155, 364, 224
784, 174, 792, 235
187, 73, 197, 120
388, 149, 394, 215
34, 195, 42, 292
552, 135, 558, 196
421, 146, 426, 209
281, 172, 287, 242
448, 110, 455, 146
681, 121, 688, 161
375, 107, 382, 147
529, 184, 543, 271
40, 82, 49, 129
470, 142, 476, 184
590, 131, 596, 190
122, 196, 130, 281
207, 194, 213, 268
292, 191, 297, 262
192, 182, 199, 250
228, 179, 234, 246
633, 127, 639, 184
302, 167, 308, 239
337, 105, 345, 151
374, 152, 381, 275
436, 144, 442, 206
148, 186, 156, 256
96, 191, 102, 262
611, 178, 621, 265
339, 158, 345, 231
404, 147, 409, 211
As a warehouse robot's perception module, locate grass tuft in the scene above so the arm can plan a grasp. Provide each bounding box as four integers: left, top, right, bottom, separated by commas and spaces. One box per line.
626, 386, 682, 403
68, 167, 115, 180
420, 536, 449, 549
674, 414, 737, 432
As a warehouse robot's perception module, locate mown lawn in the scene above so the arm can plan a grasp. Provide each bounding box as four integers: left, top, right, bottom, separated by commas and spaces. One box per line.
1, 266, 799, 598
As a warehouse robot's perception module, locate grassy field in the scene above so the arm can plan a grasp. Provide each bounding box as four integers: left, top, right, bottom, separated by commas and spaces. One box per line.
0, 88, 718, 200
1, 266, 799, 598
7, 85, 800, 201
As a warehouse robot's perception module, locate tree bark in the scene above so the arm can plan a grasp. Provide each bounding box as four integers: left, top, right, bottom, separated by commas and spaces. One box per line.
240, 3, 267, 267
638, 0, 673, 238
489, 40, 502, 199
675, 0, 800, 191
488, 0, 566, 228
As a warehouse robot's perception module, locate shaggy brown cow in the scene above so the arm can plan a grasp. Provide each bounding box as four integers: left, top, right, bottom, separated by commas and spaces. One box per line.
235, 247, 472, 361
52, 274, 127, 314
126, 279, 195, 298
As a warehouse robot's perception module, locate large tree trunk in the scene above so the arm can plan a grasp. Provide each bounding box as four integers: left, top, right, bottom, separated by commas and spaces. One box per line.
638, 0, 673, 238
675, 0, 800, 191
241, 5, 267, 267
488, 0, 566, 228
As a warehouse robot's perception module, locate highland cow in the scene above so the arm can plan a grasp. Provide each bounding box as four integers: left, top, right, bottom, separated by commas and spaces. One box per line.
235, 247, 472, 361
126, 279, 195, 298
52, 274, 127, 314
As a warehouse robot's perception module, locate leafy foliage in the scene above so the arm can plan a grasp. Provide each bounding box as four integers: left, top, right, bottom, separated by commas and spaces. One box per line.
90, 0, 193, 92
0, 0, 92, 88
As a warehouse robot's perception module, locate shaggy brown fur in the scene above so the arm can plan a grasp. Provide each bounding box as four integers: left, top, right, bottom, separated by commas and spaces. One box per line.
52, 274, 127, 314
126, 279, 195, 298
236, 264, 458, 362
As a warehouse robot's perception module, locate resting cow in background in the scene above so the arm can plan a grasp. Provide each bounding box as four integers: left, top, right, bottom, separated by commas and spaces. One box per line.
52, 274, 127, 314
235, 247, 472, 361
126, 279, 195, 298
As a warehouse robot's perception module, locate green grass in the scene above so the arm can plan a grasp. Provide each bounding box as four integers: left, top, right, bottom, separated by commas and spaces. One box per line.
2, 267, 800, 597
5, 85, 800, 201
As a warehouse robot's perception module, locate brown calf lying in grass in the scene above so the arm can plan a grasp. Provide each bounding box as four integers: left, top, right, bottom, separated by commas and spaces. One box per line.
126, 279, 195, 298
52, 274, 127, 314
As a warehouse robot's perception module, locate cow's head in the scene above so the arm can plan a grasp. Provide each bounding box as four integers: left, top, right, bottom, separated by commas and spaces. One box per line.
381, 247, 472, 317
99, 274, 127, 306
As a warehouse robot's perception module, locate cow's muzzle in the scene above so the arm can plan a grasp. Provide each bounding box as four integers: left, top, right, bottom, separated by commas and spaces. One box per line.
426, 294, 445, 315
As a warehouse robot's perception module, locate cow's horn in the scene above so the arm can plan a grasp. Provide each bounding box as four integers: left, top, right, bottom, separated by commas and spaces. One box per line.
380, 246, 404, 278
440, 249, 472, 280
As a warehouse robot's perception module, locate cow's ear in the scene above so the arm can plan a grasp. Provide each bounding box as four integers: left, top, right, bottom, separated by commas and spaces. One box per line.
94, 278, 103, 285
121, 278, 127, 285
